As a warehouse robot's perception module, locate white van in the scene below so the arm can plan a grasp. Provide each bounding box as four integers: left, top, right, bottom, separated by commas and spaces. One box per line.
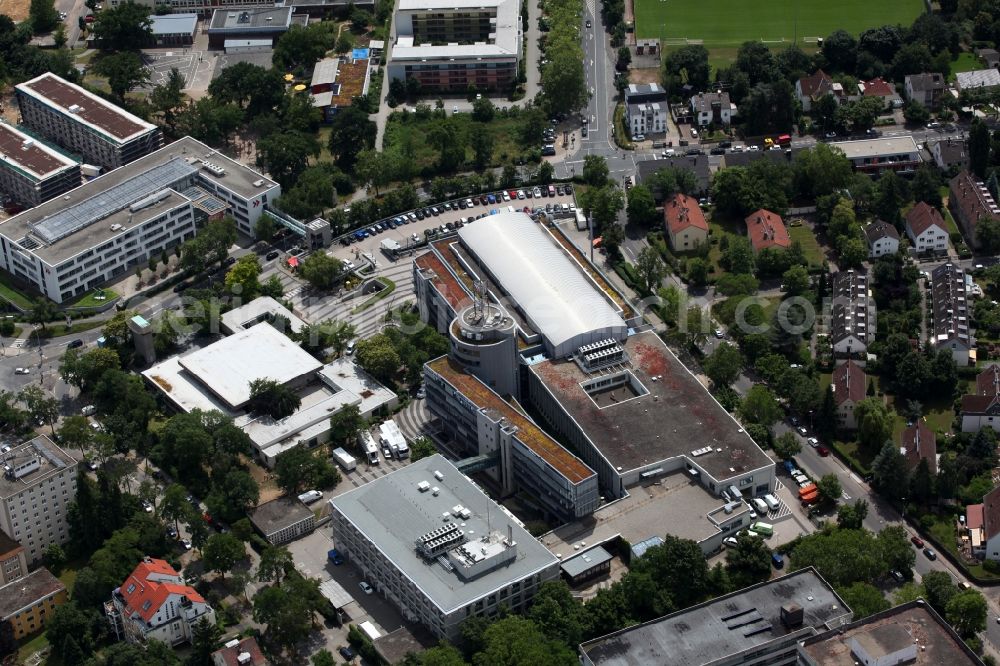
763, 494, 780, 511
81, 405, 96, 416
297, 490, 323, 504
752, 498, 768, 515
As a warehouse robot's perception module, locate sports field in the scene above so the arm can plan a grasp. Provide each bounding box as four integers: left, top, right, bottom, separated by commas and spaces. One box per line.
634, 0, 925, 48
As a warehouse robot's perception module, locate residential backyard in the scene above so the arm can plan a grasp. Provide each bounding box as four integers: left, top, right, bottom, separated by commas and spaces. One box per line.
788, 223, 824, 267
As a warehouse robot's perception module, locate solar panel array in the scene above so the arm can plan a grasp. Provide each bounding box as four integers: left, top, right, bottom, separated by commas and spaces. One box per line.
30, 158, 197, 245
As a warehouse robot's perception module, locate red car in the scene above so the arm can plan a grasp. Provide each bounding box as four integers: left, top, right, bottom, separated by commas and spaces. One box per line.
910, 535, 924, 548
817, 446, 830, 457
84, 14, 94, 21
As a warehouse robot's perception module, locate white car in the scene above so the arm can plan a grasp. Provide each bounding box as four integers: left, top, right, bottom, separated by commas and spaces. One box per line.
633, 134, 645, 141
13, 368, 28, 375
142, 501, 154, 513
359, 581, 374, 595
181, 539, 192, 550
807, 437, 819, 448
723, 536, 738, 548
748, 145, 760, 151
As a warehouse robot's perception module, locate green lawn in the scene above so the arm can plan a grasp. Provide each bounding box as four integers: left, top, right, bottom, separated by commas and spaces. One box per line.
788, 224, 824, 267
949, 52, 983, 79
383, 113, 534, 174
17, 631, 48, 664
68, 288, 118, 309
633, 0, 924, 47
0, 273, 36, 311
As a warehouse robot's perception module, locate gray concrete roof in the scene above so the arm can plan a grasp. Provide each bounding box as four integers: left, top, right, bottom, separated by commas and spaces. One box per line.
208, 7, 291, 31
580, 568, 851, 666
250, 497, 313, 536
0, 435, 76, 500
560, 545, 612, 578
329, 454, 559, 614
149, 13, 197, 35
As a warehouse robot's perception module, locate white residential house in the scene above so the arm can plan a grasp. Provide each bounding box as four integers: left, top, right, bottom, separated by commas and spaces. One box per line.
689, 92, 733, 126
961, 364, 1000, 433
905, 202, 950, 254
863, 221, 900, 258
107, 557, 215, 646
625, 83, 668, 136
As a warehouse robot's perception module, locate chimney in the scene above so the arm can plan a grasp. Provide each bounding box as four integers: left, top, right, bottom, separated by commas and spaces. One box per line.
780, 603, 804, 628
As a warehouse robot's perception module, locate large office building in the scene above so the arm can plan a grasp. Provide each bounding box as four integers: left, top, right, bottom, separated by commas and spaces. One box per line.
0, 122, 80, 208
206, 7, 296, 48
329, 454, 561, 642
15, 73, 161, 171
0, 136, 279, 302
580, 568, 852, 666
0, 436, 78, 564
388, 0, 522, 91
416, 212, 775, 517
143, 310, 397, 466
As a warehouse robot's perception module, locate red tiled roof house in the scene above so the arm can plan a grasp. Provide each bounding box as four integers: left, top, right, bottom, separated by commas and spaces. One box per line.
664, 193, 708, 252
831, 361, 866, 430
905, 202, 949, 255
900, 420, 937, 475
106, 557, 215, 646
745, 209, 789, 254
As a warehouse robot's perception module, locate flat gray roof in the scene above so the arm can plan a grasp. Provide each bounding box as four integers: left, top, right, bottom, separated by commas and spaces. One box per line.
580, 569, 851, 666
801, 601, 983, 665
149, 13, 197, 35
208, 7, 291, 30
178, 322, 322, 409
560, 545, 612, 578
529, 330, 773, 482
0, 568, 63, 618
0, 136, 277, 268
829, 136, 920, 160
329, 454, 559, 614
250, 496, 313, 536
0, 435, 76, 500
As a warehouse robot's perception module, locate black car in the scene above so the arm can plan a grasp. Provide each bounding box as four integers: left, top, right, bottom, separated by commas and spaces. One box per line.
458, 199, 467, 209
339, 646, 356, 661
719, 140, 732, 148
67, 339, 84, 349
265, 250, 280, 260
710, 147, 726, 155
686, 148, 703, 155
415, 209, 425, 220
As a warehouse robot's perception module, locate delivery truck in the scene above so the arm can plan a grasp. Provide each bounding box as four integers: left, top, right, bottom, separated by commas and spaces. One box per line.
332, 447, 357, 471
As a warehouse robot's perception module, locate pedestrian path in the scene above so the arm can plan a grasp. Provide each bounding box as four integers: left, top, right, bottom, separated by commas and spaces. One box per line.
395, 399, 433, 442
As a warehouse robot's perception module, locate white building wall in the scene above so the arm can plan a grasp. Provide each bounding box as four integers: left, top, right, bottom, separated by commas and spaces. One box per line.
0, 463, 78, 563
869, 237, 899, 258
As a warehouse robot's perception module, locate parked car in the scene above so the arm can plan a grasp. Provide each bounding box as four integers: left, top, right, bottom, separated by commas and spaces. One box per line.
68, 339, 84, 349
817, 446, 831, 457
14, 368, 28, 375
339, 646, 356, 661
923, 547, 937, 560
265, 250, 280, 260
910, 535, 924, 548
359, 581, 374, 594
890, 569, 905, 583
807, 437, 819, 447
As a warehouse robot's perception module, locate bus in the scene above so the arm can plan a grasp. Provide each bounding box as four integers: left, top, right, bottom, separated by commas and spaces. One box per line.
750, 522, 773, 537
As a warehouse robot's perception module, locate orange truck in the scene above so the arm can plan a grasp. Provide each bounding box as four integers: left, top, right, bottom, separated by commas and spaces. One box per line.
801, 490, 820, 505
798, 483, 817, 498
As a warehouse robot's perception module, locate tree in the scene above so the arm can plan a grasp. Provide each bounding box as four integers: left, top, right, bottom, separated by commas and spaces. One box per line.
816, 473, 842, 504
253, 577, 322, 658
474, 616, 577, 666
312, 649, 337, 666
626, 185, 657, 227
329, 404, 364, 448
922, 570, 957, 613
583, 155, 610, 187
661, 44, 710, 92
273, 22, 333, 73
256, 131, 321, 190
903, 99, 931, 125
635, 246, 667, 294
704, 343, 742, 388
838, 582, 891, 620
410, 437, 437, 461
247, 378, 301, 420
470, 131, 494, 171
740, 385, 781, 426
159, 483, 193, 535
854, 398, 892, 450
299, 252, 344, 291
257, 545, 293, 590
584, 186, 625, 233
328, 106, 376, 171
224, 254, 261, 298
189, 618, 222, 666
541, 39, 589, 116
206, 468, 259, 523
29, 0, 59, 33
970, 118, 990, 179
354, 335, 401, 385
427, 118, 467, 172
725, 533, 771, 587
790, 528, 886, 587
150, 67, 185, 131
538, 161, 555, 185
91, 1, 153, 51
274, 446, 329, 495
687, 258, 709, 286
772, 431, 802, 460
977, 217, 1000, 254
837, 499, 869, 530
202, 532, 245, 581
18, 385, 58, 433
527, 581, 584, 647
29, 299, 56, 329
780, 265, 811, 297
0, 620, 14, 662
793, 143, 854, 198
43, 543, 66, 574
946, 589, 987, 637
871, 440, 910, 504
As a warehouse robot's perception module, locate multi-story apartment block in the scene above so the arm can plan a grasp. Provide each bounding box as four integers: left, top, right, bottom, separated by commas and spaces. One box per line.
107, 557, 214, 646
16, 73, 161, 171
830, 270, 875, 357
829, 137, 922, 176
0, 531, 27, 586
329, 454, 560, 642
0, 136, 279, 302
388, 0, 521, 92
625, 83, 667, 136
930, 262, 974, 364
0, 122, 80, 208
0, 436, 77, 564
0, 568, 66, 639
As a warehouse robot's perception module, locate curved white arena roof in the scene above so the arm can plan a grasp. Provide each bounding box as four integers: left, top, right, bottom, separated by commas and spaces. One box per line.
458, 212, 627, 357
